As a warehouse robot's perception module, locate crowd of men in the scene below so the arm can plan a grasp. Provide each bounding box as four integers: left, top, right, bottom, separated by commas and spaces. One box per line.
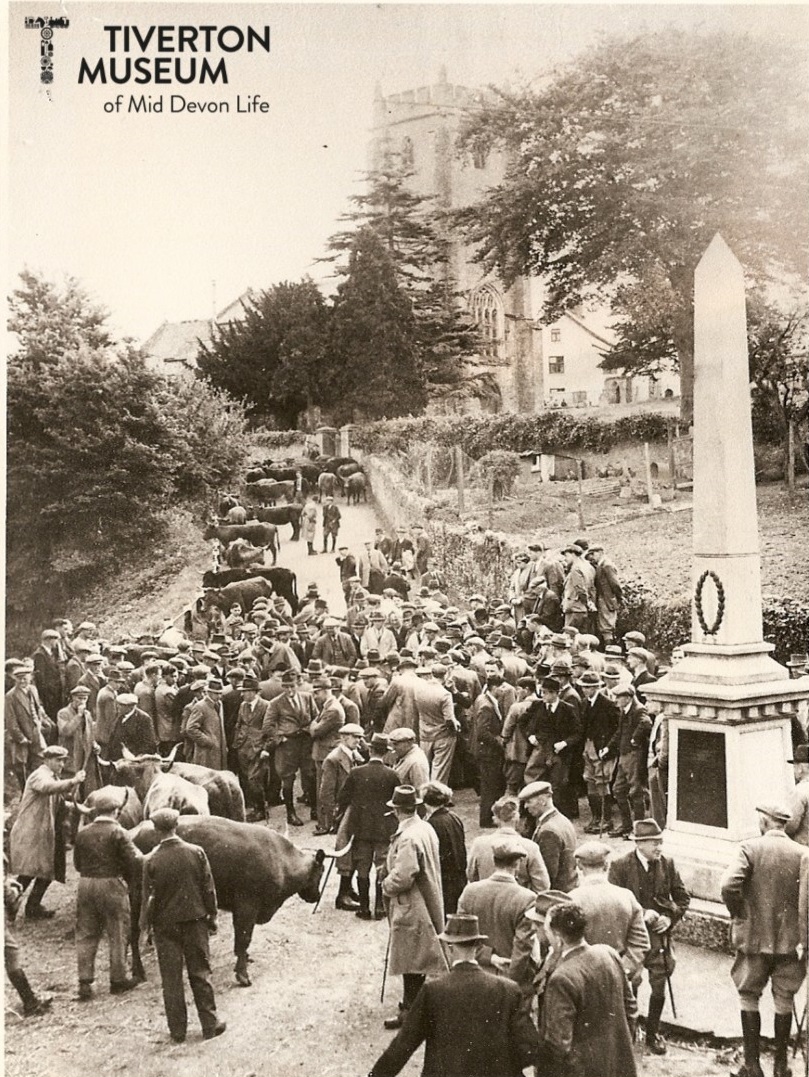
4, 521, 809, 1074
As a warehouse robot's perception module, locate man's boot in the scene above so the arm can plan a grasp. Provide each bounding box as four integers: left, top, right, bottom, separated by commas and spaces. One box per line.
583, 795, 602, 834
284, 789, 304, 827
773, 1012, 793, 1077
732, 1011, 765, 1077
307, 543, 315, 556
373, 880, 386, 920
609, 799, 633, 838
8, 971, 52, 1016
335, 875, 360, 911
355, 878, 372, 920
645, 992, 667, 1055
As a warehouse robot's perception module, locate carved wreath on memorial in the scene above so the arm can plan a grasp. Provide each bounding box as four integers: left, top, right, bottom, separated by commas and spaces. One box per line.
695, 569, 726, 636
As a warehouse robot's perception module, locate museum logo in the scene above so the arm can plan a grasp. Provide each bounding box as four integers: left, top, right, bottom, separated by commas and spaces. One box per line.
24, 16, 70, 84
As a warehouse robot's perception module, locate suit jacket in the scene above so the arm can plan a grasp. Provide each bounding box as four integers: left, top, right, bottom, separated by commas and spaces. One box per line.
336, 759, 398, 842
94, 684, 120, 749
541, 943, 637, 1077
562, 560, 589, 614
533, 809, 577, 893
108, 707, 158, 759
154, 682, 180, 743
261, 691, 317, 746
608, 849, 690, 927
416, 680, 455, 742
594, 558, 622, 613
720, 830, 809, 954
609, 698, 652, 758
318, 744, 354, 828
32, 645, 65, 718
458, 873, 536, 989
77, 670, 104, 716
5, 685, 50, 767
470, 691, 505, 763
309, 697, 346, 762
57, 703, 95, 774
311, 632, 358, 668
467, 828, 550, 894
141, 835, 217, 930
569, 877, 650, 976
581, 692, 620, 754
381, 672, 422, 735
370, 963, 538, 1077
184, 696, 227, 769
392, 745, 430, 790
233, 696, 270, 762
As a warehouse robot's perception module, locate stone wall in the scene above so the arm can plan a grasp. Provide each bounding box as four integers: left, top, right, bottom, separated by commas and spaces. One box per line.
358, 451, 518, 602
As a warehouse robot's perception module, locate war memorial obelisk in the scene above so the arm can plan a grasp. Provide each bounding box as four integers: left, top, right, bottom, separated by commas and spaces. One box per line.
645, 235, 809, 901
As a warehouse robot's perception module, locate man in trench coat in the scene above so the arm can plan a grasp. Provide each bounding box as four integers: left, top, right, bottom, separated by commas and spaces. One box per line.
380, 785, 447, 1029
9, 746, 85, 918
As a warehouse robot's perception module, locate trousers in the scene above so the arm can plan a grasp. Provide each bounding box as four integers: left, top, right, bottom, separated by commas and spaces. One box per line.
76, 876, 130, 984
423, 732, 457, 786
153, 919, 218, 1038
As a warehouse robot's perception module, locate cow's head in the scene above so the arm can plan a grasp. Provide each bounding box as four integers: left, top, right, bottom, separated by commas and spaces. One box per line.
99, 747, 164, 800
297, 838, 353, 904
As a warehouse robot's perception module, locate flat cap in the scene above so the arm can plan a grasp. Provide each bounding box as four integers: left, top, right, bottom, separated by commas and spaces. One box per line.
518, 780, 552, 800
756, 803, 791, 824
151, 807, 180, 832
388, 727, 416, 743
574, 840, 611, 866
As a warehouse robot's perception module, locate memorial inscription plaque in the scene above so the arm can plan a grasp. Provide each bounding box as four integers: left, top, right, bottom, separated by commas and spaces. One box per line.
676, 728, 728, 828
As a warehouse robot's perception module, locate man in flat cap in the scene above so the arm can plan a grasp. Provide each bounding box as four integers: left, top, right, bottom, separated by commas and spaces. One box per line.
310, 676, 346, 832
107, 692, 158, 759
57, 686, 99, 790
561, 544, 591, 632
389, 727, 430, 791
9, 746, 85, 919
317, 723, 364, 839
232, 676, 270, 820
609, 819, 690, 1056
457, 841, 536, 993
585, 544, 622, 645
73, 790, 142, 1000
608, 683, 652, 839
5, 660, 54, 790
140, 808, 225, 1044
721, 804, 809, 1077
518, 781, 577, 893
369, 913, 538, 1077
32, 628, 66, 720
261, 670, 317, 827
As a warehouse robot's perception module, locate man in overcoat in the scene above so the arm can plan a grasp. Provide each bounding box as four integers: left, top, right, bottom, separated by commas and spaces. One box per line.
380, 785, 446, 1029
422, 781, 467, 915
5, 661, 53, 789
721, 803, 809, 1077
184, 680, 228, 770
519, 781, 577, 893
309, 676, 346, 830
317, 723, 363, 837
232, 676, 270, 818
369, 913, 538, 1077
261, 669, 317, 826
32, 629, 66, 719
9, 746, 85, 918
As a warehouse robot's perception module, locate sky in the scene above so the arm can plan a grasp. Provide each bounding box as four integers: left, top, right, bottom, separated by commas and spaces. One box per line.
7, 1, 809, 343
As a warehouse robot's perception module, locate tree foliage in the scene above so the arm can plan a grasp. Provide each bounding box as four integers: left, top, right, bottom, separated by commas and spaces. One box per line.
196, 279, 330, 428
327, 227, 425, 422
7, 270, 250, 634
456, 30, 809, 419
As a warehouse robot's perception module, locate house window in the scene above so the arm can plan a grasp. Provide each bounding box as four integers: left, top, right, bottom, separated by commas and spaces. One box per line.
548, 355, 565, 374
550, 328, 561, 342
469, 286, 504, 359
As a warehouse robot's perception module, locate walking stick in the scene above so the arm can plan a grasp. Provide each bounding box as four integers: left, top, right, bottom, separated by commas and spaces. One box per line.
791, 998, 807, 1062
311, 855, 335, 915
662, 933, 678, 1020
380, 930, 391, 1004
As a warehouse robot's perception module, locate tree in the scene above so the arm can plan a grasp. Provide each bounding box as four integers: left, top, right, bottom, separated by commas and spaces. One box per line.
456, 30, 809, 420
9, 269, 113, 366
324, 150, 482, 392
327, 227, 425, 422
196, 279, 330, 428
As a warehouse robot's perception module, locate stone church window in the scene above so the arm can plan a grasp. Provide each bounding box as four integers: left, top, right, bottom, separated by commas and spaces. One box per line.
470, 286, 504, 359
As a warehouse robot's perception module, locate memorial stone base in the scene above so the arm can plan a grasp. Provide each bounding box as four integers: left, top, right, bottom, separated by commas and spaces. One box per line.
648, 645, 807, 902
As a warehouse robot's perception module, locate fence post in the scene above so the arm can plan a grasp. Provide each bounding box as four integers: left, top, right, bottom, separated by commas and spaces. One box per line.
576, 459, 585, 531
643, 442, 655, 505
667, 421, 677, 490
456, 446, 465, 516
787, 420, 796, 492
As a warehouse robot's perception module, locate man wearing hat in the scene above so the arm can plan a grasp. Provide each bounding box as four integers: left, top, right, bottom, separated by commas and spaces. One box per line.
540, 903, 637, 1077
579, 671, 620, 834
336, 732, 399, 915
358, 539, 388, 595
33, 628, 67, 719
73, 790, 143, 1000
626, 647, 655, 704
422, 781, 467, 915
360, 610, 398, 660
369, 912, 538, 1077
379, 656, 422, 737
184, 680, 228, 770
9, 746, 85, 919
457, 842, 536, 992
140, 808, 225, 1044
261, 670, 317, 827
388, 728, 430, 790
785, 744, 809, 846
608, 684, 652, 838
57, 685, 101, 796
94, 668, 124, 758
317, 723, 364, 839
569, 841, 649, 982
154, 665, 181, 756
312, 618, 358, 668
65, 639, 95, 695
77, 651, 106, 715
520, 676, 582, 819
585, 544, 622, 645
467, 796, 550, 894
5, 661, 54, 790
518, 781, 577, 893
380, 785, 446, 1029
232, 677, 270, 819
309, 677, 346, 831
561, 544, 592, 632
608, 820, 690, 1055
108, 692, 158, 759
416, 666, 459, 786
721, 804, 809, 1077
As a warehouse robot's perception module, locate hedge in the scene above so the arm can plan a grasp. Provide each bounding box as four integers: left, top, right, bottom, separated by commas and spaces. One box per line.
353, 412, 674, 459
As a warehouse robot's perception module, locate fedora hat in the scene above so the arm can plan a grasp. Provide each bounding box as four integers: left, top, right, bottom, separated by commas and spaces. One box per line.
369, 733, 390, 752
630, 819, 664, 840
438, 914, 488, 944
386, 785, 422, 809
525, 889, 573, 923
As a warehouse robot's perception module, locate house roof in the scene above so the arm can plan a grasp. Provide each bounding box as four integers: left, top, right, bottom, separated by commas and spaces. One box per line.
141, 319, 214, 367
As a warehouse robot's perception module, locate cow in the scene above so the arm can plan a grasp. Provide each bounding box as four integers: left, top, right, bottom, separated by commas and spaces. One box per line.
263, 462, 322, 485
100, 748, 247, 821
132, 816, 349, 985
322, 456, 359, 475
202, 576, 275, 617
345, 472, 368, 505
143, 772, 210, 818
225, 505, 248, 524
245, 467, 267, 483
337, 462, 362, 482
244, 479, 295, 504
317, 471, 338, 500
72, 785, 144, 830
203, 522, 280, 565
224, 538, 267, 569
201, 567, 298, 612
254, 503, 302, 541
218, 494, 239, 515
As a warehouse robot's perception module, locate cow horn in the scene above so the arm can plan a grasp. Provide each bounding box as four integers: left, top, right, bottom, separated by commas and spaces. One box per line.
160, 743, 180, 771
74, 801, 94, 816
321, 836, 354, 859
121, 745, 137, 761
